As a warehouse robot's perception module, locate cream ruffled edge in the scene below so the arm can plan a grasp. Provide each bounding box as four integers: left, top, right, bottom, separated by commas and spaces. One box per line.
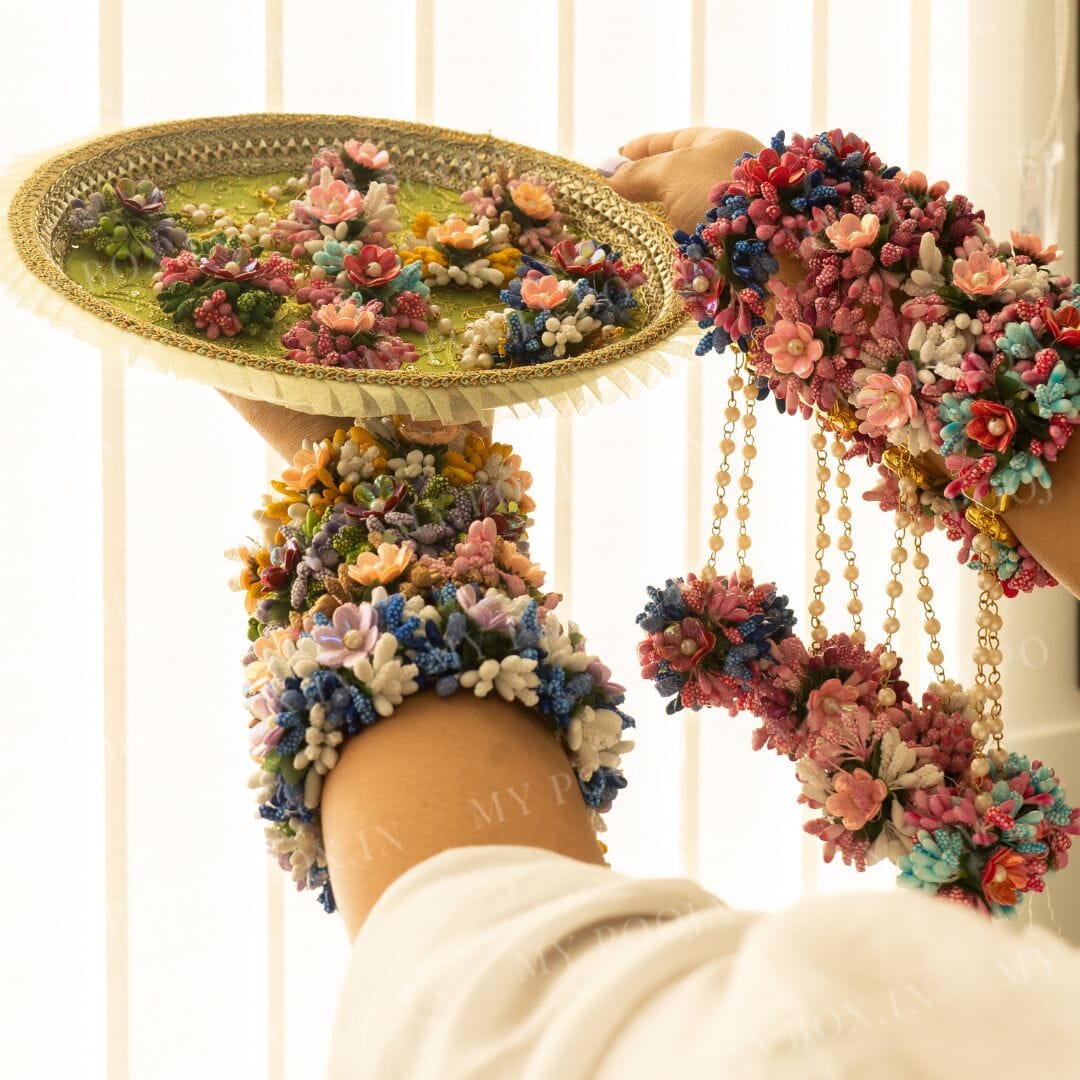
0, 138, 697, 424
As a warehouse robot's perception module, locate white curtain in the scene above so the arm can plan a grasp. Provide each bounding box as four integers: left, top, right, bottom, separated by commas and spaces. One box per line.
1, 1, 1077, 1076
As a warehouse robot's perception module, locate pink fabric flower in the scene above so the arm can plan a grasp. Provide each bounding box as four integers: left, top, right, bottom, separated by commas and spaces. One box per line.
825, 768, 889, 831
951, 251, 1009, 296
763, 319, 822, 378
965, 399, 1017, 452
854, 371, 918, 432
824, 212, 880, 251
303, 179, 365, 225
452, 518, 499, 576
344, 244, 401, 289
1009, 230, 1060, 265
157, 250, 202, 287
520, 271, 571, 311
343, 140, 390, 171
314, 299, 377, 336
312, 602, 379, 667
806, 677, 862, 733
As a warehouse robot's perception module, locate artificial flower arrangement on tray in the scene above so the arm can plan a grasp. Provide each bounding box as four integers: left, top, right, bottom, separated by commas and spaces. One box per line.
232, 417, 633, 912
673, 129, 1080, 593
64, 135, 646, 376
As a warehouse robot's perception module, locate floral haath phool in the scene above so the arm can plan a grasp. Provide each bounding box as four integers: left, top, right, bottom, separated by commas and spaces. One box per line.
636, 371, 1077, 917
233, 417, 634, 911
675, 128, 1079, 593
69, 176, 189, 266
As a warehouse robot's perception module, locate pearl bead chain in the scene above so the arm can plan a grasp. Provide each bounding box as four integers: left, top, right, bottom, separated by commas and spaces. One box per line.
970, 566, 1007, 783
703, 367, 743, 582
735, 379, 758, 584
808, 427, 830, 649
828, 438, 864, 645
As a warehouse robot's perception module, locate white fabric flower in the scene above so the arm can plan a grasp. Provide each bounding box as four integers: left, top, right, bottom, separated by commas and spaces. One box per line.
294, 702, 344, 778
460, 311, 507, 369
352, 633, 420, 716
876, 727, 943, 791
539, 611, 591, 673
460, 655, 540, 705
566, 706, 632, 781
388, 448, 436, 482
266, 819, 323, 884
901, 231, 945, 297
266, 636, 320, 680
866, 798, 917, 865
337, 441, 381, 485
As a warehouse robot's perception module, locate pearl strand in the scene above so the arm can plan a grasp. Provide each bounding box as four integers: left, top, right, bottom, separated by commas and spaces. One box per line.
969, 544, 1007, 808
808, 427, 831, 650
702, 368, 742, 582
828, 437, 865, 646
735, 378, 758, 586
897, 478, 947, 680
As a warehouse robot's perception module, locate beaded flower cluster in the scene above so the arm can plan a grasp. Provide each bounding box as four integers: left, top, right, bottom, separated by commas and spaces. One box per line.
231, 418, 634, 911
675, 129, 1080, 593
70, 135, 646, 372
636, 572, 1078, 917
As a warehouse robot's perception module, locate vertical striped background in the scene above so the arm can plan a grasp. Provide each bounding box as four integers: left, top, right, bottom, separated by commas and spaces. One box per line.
1, 1, 1077, 1075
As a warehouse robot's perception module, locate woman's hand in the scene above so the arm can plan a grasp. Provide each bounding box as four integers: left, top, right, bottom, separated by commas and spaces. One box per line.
218, 391, 345, 461
605, 127, 763, 233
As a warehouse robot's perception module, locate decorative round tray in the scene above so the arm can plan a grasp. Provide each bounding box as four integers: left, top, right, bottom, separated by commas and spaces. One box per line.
4, 113, 691, 421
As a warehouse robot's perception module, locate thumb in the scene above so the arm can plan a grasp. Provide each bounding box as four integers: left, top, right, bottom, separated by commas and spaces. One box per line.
605, 151, 673, 204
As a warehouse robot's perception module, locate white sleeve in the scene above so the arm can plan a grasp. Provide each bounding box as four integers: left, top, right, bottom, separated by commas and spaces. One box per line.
330, 844, 1080, 1080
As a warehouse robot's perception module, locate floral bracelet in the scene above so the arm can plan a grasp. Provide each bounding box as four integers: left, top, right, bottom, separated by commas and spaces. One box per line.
231, 417, 633, 912
674, 128, 1079, 594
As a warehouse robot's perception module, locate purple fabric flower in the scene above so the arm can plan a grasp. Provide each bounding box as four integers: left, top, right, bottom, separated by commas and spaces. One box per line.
312, 603, 379, 667
456, 585, 513, 632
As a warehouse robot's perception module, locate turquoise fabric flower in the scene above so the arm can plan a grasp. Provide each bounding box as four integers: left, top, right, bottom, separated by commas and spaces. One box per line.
996, 319, 1040, 359
897, 828, 963, 892
937, 393, 974, 455
1032, 361, 1080, 419
313, 239, 360, 277
990, 451, 1049, 496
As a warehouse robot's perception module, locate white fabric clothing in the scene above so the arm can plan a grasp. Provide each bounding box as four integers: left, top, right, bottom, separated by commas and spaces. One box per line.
331, 844, 1080, 1078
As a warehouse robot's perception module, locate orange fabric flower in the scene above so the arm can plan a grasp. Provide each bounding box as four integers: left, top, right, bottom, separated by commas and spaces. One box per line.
824, 768, 888, 831
282, 441, 335, 493
347, 542, 416, 586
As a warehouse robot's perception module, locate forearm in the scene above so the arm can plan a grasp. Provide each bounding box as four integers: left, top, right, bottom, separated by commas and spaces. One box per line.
321, 692, 605, 940
1004, 439, 1080, 598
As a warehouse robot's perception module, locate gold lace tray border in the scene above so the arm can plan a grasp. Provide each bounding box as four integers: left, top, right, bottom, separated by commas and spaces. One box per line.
8, 113, 689, 397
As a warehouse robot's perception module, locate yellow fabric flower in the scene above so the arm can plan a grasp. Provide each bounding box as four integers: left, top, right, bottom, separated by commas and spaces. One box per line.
400, 244, 448, 270
411, 210, 439, 239
487, 246, 522, 282
263, 479, 305, 524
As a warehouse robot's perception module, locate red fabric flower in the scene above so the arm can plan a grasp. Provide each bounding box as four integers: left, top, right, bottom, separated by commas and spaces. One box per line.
344, 244, 401, 289
965, 400, 1017, 453
1045, 303, 1080, 347
981, 848, 1030, 908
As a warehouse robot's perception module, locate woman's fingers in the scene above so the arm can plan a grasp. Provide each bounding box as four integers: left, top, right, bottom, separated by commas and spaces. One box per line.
605, 151, 675, 203
619, 127, 718, 160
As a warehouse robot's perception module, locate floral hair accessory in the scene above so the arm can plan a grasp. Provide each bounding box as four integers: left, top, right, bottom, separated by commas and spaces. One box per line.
233, 417, 633, 911
675, 129, 1078, 593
